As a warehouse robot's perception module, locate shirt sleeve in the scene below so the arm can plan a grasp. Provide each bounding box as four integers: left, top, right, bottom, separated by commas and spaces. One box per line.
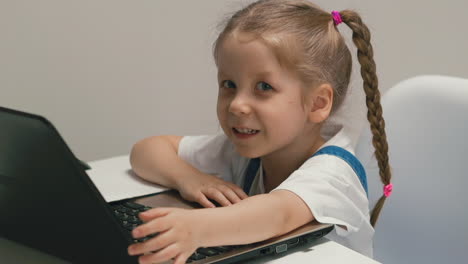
272, 155, 370, 234
177, 134, 249, 184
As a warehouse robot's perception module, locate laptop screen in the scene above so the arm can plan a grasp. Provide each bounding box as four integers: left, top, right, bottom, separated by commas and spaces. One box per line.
0, 107, 137, 263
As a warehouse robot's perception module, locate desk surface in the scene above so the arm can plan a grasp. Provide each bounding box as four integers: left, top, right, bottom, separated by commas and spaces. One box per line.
0, 156, 380, 264
0, 236, 379, 264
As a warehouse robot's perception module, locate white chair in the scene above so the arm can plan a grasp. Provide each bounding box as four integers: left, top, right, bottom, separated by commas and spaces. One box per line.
355, 75, 468, 263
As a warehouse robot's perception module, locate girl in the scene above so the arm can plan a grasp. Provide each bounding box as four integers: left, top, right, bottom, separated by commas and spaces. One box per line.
128, 0, 392, 263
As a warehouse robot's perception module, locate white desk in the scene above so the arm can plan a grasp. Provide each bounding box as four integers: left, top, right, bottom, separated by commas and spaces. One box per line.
0, 156, 380, 264
0, 236, 379, 264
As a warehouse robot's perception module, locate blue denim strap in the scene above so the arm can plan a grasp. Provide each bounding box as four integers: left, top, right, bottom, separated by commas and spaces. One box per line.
243, 158, 261, 194
243, 146, 368, 196
311, 145, 368, 195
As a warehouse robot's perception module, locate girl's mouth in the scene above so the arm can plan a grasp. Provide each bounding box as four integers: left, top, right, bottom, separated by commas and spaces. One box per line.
232, 127, 260, 139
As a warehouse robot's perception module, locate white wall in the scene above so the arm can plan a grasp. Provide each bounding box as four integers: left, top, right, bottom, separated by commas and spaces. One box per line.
1, 0, 467, 161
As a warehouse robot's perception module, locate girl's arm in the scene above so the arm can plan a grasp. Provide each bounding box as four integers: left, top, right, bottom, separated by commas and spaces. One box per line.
130, 135, 248, 208
129, 190, 314, 264
197, 190, 314, 246
130, 135, 195, 190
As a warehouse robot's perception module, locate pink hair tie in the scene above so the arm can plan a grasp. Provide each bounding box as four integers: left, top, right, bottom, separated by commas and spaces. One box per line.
331, 10, 343, 25
383, 183, 393, 197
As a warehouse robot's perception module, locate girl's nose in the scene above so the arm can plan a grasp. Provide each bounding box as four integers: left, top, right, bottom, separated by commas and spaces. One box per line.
229, 94, 252, 116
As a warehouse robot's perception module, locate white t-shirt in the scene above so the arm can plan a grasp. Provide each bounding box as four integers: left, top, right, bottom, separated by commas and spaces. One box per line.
178, 126, 374, 257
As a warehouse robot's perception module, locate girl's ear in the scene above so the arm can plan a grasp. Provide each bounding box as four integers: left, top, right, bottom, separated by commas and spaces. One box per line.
307, 83, 333, 123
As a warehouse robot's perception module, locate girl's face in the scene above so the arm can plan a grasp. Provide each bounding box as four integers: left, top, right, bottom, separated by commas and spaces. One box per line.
216, 33, 316, 158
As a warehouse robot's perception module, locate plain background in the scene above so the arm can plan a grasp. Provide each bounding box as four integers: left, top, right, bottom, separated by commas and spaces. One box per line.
1, 0, 467, 162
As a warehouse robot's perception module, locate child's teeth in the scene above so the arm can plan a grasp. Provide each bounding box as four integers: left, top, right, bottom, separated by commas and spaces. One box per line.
236, 128, 257, 134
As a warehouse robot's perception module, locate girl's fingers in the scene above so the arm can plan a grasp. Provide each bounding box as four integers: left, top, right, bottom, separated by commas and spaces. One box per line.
138, 243, 180, 264
196, 193, 216, 208
230, 184, 249, 199
138, 207, 171, 221
205, 189, 232, 207
174, 252, 191, 264
128, 229, 175, 256
220, 187, 242, 204
132, 214, 171, 239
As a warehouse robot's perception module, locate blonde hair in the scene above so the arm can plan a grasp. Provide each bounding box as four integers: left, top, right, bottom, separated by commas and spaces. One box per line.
214, 0, 391, 227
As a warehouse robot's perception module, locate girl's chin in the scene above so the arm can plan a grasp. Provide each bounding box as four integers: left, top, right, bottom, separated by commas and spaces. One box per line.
233, 146, 263, 159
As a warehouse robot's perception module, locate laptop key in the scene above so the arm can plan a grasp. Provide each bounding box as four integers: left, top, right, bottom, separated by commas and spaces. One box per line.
118, 214, 130, 220
118, 208, 132, 214
197, 248, 220, 257
112, 205, 124, 210
211, 246, 233, 253
131, 209, 140, 214
113, 210, 123, 217
123, 222, 132, 228
125, 209, 139, 216
135, 237, 151, 243
189, 252, 206, 261
125, 226, 137, 232
128, 218, 140, 224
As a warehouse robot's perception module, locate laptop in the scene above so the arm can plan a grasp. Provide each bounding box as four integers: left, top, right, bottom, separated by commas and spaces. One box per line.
0, 106, 333, 264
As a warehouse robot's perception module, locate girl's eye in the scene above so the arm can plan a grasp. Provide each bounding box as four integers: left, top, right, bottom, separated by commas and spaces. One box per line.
256, 82, 273, 92
221, 80, 237, 89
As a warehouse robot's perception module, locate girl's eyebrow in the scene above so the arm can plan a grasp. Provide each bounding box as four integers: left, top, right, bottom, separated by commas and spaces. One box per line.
256, 71, 274, 79
217, 70, 228, 77
217, 70, 232, 80
217, 70, 275, 79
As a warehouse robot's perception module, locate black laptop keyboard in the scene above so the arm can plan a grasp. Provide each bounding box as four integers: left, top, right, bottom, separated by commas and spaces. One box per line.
111, 202, 239, 263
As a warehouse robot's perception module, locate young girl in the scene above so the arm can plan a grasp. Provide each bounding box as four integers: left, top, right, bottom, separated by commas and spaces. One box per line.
128, 0, 392, 263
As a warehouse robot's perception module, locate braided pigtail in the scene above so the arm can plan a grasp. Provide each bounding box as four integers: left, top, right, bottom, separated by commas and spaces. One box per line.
339, 10, 392, 227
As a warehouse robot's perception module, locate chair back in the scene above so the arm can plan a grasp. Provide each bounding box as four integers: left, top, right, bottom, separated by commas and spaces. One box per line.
355, 75, 468, 263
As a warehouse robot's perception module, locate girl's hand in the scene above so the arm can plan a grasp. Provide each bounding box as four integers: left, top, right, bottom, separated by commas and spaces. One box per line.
128, 208, 203, 264
177, 172, 248, 208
